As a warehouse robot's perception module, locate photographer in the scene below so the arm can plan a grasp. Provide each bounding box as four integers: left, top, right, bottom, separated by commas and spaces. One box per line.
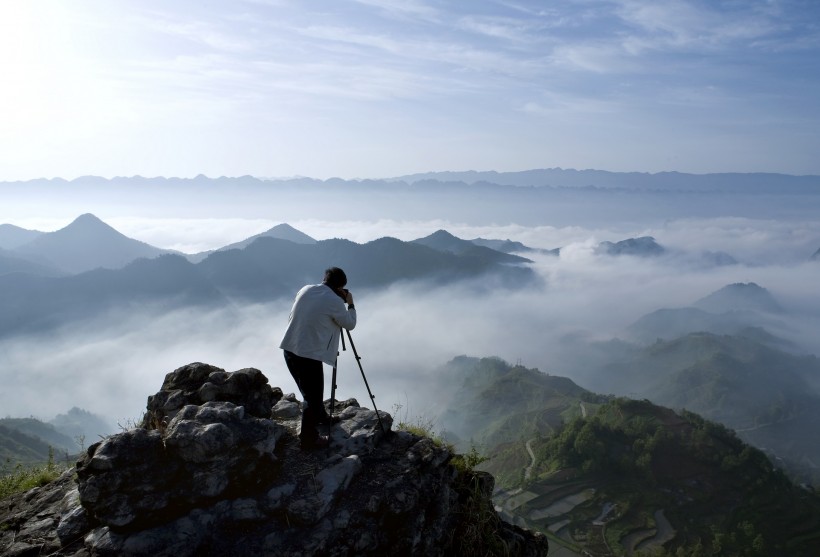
279, 267, 356, 449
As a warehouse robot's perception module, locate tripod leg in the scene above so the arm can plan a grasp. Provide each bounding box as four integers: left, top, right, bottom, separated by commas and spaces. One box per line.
329, 356, 338, 422
345, 330, 387, 435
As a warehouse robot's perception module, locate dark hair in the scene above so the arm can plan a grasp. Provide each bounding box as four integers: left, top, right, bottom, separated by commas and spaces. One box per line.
323, 267, 347, 289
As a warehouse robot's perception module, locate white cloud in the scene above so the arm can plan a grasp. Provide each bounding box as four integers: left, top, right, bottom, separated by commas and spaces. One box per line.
350, 0, 441, 22
3, 216, 819, 428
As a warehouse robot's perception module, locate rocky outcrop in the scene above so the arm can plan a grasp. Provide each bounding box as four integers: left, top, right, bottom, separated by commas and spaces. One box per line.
1, 363, 547, 556
139, 362, 281, 428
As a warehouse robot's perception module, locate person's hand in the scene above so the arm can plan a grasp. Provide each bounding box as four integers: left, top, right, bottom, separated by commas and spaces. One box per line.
335, 287, 353, 305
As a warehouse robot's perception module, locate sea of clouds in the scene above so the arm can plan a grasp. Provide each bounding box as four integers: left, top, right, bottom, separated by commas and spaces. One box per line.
2, 215, 819, 432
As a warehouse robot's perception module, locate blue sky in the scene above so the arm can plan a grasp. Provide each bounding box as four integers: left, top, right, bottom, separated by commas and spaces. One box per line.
1, 0, 819, 180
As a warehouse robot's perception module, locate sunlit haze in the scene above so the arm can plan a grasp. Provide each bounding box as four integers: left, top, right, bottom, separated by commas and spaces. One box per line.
2, 0, 820, 180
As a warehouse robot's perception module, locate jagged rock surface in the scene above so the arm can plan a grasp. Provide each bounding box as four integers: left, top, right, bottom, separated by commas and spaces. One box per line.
139, 362, 281, 428
1, 363, 547, 556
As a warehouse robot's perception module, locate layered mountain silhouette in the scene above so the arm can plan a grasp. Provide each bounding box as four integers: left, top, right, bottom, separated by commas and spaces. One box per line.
0, 407, 115, 463
0, 418, 77, 461
4, 173, 820, 232
412, 230, 533, 264
594, 332, 820, 420
197, 233, 536, 301
547, 280, 820, 484
0, 217, 537, 338
392, 167, 820, 193
10, 214, 172, 274
627, 282, 787, 343
188, 223, 318, 262
693, 282, 783, 313
0, 254, 226, 338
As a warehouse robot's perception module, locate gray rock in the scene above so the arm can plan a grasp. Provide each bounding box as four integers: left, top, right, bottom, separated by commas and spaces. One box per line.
139, 363, 281, 428
1, 363, 548, 557
271, 399, 301, 419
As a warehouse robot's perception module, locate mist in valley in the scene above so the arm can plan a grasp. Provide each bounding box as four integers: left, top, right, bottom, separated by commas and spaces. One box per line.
2, 208, 818, 444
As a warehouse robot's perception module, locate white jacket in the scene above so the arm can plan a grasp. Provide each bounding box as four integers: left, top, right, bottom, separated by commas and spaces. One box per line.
279, 283, 357, 365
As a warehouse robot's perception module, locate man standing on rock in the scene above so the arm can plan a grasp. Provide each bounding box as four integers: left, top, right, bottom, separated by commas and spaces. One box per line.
280, 267, 356, 449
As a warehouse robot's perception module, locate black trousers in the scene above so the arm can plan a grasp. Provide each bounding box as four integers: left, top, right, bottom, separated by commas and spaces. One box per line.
283, 350, 331, 442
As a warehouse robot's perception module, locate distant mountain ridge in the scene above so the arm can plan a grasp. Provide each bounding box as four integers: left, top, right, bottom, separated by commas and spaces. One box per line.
412, 230, 532, 264
189, 223, 318, 263
0, 220, 538, 339
4, 171, 820, 229
6, 169, 820, 192
0, 215, 542, 276
10, 214, 172, 274
0, 418, 77, 462
693, 282, 783, 313
391, 168, 820, 193
0, 408, 116, 465
627, 282, 786, 343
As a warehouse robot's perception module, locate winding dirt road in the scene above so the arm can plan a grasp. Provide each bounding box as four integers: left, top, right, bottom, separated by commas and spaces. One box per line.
524, 438, 536, 480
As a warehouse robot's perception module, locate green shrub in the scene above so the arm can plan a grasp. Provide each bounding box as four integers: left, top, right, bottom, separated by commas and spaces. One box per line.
0, 447, 66, 501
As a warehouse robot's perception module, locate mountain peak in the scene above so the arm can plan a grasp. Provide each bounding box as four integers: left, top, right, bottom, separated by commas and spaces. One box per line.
66, 213, 118, 233
693, 282, 783, 314
412, 229, 468, 252
212, 223, 317, 254
596, 236, 665, 257
74, 213, 104, 223
263, 223, 316, 244
429, 229, 458, 239
411, 229, 534, 265
13, 214, 168, 274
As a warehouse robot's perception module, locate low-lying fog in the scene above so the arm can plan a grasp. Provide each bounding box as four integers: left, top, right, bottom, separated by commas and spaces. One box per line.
2, 216, 819, 432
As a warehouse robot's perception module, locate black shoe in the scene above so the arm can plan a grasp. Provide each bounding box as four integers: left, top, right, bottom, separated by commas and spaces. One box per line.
300, 435, 330, 450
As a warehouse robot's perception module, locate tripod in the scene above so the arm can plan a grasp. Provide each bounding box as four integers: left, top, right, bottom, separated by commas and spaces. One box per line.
330, 329, 387, 435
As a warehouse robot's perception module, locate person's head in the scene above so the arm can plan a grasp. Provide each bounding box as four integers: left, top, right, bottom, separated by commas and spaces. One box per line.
323, 267, 347, 290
